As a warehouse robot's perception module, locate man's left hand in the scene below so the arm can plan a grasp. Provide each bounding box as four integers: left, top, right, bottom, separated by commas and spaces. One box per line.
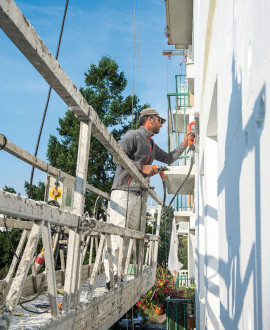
182, 132, 195, 147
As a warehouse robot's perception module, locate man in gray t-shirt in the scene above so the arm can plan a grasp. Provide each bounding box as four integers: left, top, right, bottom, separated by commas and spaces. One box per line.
104, 108, 193, 289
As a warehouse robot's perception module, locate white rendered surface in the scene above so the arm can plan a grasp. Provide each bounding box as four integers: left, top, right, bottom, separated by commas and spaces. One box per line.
193, 0, 270, 329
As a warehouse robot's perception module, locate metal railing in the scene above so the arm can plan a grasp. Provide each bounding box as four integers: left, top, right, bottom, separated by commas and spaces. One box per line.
167, 74, 193, 212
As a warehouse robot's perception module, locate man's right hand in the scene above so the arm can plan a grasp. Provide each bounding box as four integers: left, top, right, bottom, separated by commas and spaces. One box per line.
141, 165, 156, 177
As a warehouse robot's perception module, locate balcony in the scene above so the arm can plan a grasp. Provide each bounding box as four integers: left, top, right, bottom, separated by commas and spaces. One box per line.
165, 0, 193, 48
164, 166, 195, 195
172, 107, 195, 132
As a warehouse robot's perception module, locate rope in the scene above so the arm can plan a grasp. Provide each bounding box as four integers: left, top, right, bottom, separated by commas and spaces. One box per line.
131, 0, 136, 126
136, 0, 141, 124
0, 134, 7, 150
28, 0, 70, 198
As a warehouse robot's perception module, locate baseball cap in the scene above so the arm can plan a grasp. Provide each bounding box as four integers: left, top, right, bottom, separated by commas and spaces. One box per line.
139, 108, 166, 124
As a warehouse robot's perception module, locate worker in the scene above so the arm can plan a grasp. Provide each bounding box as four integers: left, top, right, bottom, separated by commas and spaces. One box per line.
104, 108, 194, 289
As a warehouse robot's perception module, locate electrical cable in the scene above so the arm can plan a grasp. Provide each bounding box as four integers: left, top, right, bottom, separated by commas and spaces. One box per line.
131, 0, 136, 126
28, 0, 69, 198
19, 277, 47, 304
136, 0, 141, 124
19, 302, 50, 314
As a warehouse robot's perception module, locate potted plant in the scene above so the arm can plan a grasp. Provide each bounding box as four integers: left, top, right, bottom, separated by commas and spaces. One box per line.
136, 266, 185, 315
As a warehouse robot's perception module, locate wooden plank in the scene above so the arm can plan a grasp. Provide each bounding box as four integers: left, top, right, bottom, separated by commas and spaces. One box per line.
123, 238, 133, 281
41, 270, 155, 330
71, 120, 91, 307
0, 221, 43, 329
82, 235, 90, 265
82, 218, 148, 239
105, 234, 114, 287
73, 121, 92, 214
153, 205, 162, 272
149, 241, 153, 266
0, 264, 98, 305
0, 0, 162, 205
31, 259, 38, 293
86, 234, 105, 299
89, 237, 94, 267
4, 229, 27, 284
144, 242, 150, 266
117, 237, 124, 285
0, 197, 155, 241
0, 190, 79, 227
0, 136, 110, 200
133, 240, 138, 276
140, 190, 148, 234
60, 249, 65, 272
0, 218, 32, 230
71, 229, 83, 308
137, 239, 144, 275
63, 228, 77, 312
42, 221, 59, 316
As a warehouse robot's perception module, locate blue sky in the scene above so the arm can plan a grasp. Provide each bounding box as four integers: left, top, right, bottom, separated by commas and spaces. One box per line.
0, 0, 183, 204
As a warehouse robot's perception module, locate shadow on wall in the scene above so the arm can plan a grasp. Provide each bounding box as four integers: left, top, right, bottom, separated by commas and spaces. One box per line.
218, 56, 265, 330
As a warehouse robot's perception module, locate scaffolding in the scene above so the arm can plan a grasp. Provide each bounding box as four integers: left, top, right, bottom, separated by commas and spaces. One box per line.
0, 0, 162, 328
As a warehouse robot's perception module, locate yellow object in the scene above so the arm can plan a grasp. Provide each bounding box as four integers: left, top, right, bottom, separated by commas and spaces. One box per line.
50, 187, 62, 199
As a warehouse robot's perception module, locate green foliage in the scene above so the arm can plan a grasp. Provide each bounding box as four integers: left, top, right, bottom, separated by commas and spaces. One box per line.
0, 227, 22, 278
157, 206, 174, 265
3, 185, 17, 194
136, 265, 185, 313
149, 206, 188, 269
178, 235, 188, 269
47, 55, 149, 214
0, 186, 22, 278
24, 181, 45, 201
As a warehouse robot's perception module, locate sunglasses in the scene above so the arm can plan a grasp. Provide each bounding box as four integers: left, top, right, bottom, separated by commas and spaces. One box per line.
151, 116, 165, 124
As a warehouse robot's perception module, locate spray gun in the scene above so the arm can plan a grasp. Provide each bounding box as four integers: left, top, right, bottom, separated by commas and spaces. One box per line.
152, 165, 170, 207
152, 165, 169, 180
187, 121, 196, 159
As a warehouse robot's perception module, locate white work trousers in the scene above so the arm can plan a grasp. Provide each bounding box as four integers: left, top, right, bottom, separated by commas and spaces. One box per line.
104, 190, 142, 283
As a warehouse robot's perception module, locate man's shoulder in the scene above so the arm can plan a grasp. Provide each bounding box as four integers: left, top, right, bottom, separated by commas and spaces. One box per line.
122, 127, 152, 140
123, 129, 139, 139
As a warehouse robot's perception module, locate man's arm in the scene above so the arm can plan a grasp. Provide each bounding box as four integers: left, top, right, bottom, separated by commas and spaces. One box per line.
155, 132, 194, 164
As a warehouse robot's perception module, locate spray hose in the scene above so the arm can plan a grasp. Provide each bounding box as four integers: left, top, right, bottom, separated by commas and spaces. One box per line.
168, 120, 196, 208
168, 153, 194, 208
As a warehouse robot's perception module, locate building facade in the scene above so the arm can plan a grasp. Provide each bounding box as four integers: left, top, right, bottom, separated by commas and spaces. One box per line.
165, 0, 270, 329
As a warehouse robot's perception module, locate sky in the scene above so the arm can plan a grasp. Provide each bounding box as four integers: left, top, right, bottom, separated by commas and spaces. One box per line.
0, 0, 184, 205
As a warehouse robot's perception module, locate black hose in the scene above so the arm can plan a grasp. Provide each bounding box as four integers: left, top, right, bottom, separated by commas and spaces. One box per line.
162, 180, 166, 208
168, 156, 194, 208
19, 302, 50, 314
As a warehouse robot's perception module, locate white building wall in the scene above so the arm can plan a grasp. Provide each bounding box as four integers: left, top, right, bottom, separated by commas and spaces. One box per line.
194, 0, 270, 329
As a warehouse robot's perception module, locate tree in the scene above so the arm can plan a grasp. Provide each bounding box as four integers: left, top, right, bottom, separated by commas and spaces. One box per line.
47, 55, 149, 214
178, 234, 188, 269
0, 186, 22, 278
149, 206, 188, 269
157, 206, 174, 265
24, 181, 45, 201
3, 185, 17, 194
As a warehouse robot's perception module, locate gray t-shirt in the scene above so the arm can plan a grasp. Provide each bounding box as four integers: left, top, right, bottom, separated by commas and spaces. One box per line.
111, 126, 186, 193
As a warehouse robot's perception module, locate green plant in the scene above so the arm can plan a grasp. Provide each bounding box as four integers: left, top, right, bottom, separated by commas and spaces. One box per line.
136, 265, 185, 312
